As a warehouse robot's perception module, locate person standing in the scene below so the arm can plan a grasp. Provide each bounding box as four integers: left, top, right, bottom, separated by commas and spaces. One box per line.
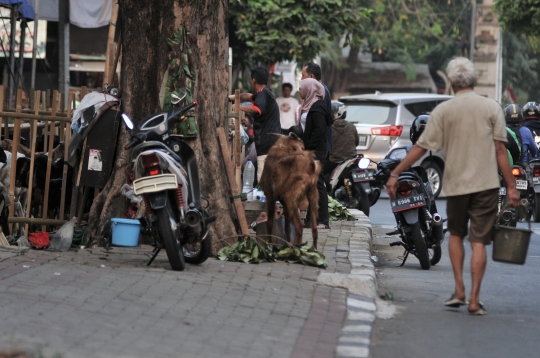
299, 78, 331, 229
386, 57, 519, 315
233, 66, 281, 182
276, 83, 300, 134
301, 62, 333, 152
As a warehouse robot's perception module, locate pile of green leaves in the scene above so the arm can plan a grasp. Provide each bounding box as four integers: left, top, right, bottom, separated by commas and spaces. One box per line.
328, 195, 356, 221
217, 236, 328, 269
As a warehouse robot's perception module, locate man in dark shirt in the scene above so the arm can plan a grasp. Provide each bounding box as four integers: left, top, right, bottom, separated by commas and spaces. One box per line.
301, 62, 333, 153
235, 66, 281, 182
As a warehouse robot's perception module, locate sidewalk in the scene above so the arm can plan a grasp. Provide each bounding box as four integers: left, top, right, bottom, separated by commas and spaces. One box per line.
0, 214, 375, 358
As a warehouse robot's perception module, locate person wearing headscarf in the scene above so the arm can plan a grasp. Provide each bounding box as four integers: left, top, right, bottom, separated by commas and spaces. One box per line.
299, 78, 331, 229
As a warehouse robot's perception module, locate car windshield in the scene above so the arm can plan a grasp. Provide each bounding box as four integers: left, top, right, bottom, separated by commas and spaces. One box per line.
343, 101, 397, 125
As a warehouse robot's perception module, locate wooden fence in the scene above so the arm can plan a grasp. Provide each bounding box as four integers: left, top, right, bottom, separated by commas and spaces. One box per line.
0, 86, 83, 235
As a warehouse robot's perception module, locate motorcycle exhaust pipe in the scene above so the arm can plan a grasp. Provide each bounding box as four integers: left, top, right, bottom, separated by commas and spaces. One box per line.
185, 208, 202, 228
501, 210, 513, 222
432, 213, 443, 226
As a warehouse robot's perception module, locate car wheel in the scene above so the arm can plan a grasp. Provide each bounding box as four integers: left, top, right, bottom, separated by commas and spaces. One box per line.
422, 162, 443, 198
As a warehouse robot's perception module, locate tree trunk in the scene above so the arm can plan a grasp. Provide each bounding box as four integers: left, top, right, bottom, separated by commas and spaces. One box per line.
87, 0, 236, 246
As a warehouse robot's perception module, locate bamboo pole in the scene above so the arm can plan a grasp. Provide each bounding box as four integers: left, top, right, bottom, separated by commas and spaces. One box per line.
0, 86, 4, 142
234, 90, 241, 190
41, 90, 58, 231
59, 93, 73, 221
8, 89, 22, 233
24, 90, 40, 234
0, 112, 71, 123
217, 127, 249, 236
104, 2, 119, 85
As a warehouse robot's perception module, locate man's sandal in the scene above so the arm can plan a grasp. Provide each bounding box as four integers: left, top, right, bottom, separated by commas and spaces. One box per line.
444, 294, 466, 308
468, 304, 487, 316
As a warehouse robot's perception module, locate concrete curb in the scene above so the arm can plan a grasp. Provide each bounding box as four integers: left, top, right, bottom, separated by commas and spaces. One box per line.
316, 209, 377, 358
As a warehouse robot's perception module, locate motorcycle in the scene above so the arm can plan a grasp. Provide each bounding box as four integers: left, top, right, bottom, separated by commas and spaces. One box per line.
529, 158, 540, 222
122, 90, 215, 271
327, 154, 380, 217
368, 146, 444, 270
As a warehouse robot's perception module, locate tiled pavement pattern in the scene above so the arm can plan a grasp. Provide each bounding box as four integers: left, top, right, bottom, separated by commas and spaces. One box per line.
0, 218, 374, 358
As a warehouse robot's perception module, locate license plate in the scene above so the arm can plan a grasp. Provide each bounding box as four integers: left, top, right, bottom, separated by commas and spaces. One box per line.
534, 177, 540, 184
499, 187, 506, 196
391, 194, 426, 212
358, 135, 368, 146
133, 174, 178, 195
516, 180, 528, 190
351, 170, 373, 182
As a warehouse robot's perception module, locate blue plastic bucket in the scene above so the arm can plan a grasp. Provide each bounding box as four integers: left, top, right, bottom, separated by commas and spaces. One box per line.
111, 218, 141, 247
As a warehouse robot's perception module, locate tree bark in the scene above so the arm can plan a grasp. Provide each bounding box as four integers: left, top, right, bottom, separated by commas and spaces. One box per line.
87, 0, 236, 246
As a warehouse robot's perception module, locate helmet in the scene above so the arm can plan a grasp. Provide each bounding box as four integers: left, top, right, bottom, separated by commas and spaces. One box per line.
522, 102, 540, 120
504, 104, 523, 125
331, 101, 347, 120
410, 114, 429, 144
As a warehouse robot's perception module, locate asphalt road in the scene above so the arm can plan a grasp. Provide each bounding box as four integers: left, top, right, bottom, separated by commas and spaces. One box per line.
368, 197, 540, 358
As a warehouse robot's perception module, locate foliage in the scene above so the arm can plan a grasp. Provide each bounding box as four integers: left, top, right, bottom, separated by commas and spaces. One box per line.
229, 0, 372, 65
328, 195, 356, 221
217, 236, 328, 268
502, 31, 539, 104
367, 0, 470, 80
496, 0, 540, 40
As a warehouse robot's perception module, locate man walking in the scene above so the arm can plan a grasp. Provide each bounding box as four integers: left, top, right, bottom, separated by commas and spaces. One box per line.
234, 66, 281, 182
276, 83, 300, 134
386, 57, 519, 315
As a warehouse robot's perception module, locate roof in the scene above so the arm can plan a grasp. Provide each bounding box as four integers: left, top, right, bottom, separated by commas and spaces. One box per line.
346, 62, 437, 94
340, 93, 453, 102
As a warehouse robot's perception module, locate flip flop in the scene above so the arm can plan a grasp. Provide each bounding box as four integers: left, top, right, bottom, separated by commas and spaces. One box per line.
316, 224, 329, 229
444, 294, 466, 308
468, 303, 487, 316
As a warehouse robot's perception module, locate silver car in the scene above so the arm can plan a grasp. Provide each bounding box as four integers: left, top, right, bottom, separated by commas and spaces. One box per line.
338, 93, 453, 197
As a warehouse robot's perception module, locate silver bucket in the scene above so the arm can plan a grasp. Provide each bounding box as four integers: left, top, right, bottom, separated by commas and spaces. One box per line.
492, 221, 532, 265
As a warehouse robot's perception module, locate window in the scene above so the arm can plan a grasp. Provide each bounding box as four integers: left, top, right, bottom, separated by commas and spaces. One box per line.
404, 101, 439, 117
344, 102, 397, 125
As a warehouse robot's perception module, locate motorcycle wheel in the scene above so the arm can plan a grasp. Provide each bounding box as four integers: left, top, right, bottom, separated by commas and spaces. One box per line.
411, 222, 430, 270
368, 188, 381, 207
535, 193, 540, 223
354, 183, 370, 217
156, 200, 186, 271
429, 245, 442, 266
183, 234, 212, 265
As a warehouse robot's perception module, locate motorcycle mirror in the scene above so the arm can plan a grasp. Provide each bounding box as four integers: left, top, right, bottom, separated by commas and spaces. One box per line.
171, 89, 187, 105
358, 157, 371, 170
122, 113, 134, 130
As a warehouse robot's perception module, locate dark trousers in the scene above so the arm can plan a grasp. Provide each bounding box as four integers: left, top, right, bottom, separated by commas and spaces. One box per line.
317, 160, 329, 226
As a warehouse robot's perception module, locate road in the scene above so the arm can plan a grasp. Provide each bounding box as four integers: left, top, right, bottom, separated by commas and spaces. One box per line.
369, 197, 540, 358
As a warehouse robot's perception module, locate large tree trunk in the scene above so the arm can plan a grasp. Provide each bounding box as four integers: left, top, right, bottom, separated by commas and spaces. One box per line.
87, 0, 236, 246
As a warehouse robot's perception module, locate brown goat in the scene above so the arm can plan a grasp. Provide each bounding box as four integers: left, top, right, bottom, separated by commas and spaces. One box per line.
259, 133, 321, 248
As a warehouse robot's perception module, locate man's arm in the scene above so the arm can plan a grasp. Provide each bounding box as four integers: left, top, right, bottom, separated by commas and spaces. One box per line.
385, 145, 428, 199
239, 105, 259, 114
495, 140, 520, 207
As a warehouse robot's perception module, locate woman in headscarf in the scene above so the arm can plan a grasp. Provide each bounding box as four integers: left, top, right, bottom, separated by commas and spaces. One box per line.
298, 78, 331, 229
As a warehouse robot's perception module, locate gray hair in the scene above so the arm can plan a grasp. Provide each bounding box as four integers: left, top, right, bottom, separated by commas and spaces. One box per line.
446, 57, 477, 89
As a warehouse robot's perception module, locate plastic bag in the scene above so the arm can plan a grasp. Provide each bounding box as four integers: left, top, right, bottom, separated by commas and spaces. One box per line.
240, 125, 249, 146
49, 218, 76, 251
121, 183, 142, 204
16, 235, 30, 247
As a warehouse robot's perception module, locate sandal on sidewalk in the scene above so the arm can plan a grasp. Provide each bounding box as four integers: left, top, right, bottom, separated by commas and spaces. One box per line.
444, 294, 466, 308
468, 304, 487, 316
316, 224, 329, 229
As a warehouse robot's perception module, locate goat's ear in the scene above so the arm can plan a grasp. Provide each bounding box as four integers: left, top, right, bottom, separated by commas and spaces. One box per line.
268, 133, 285, 138
288, 132, 300, 140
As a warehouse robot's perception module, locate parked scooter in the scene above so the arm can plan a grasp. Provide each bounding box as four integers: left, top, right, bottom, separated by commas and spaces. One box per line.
530, 158, 540, 222
327, 154, 380, 216
368, 148, 444, 270
122, 89, 215, 271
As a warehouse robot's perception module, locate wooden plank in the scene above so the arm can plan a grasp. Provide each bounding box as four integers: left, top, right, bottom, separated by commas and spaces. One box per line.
24, 90, 40, 235
0, 85, 3, 142
9, 217, 67, 226
104, 2, 119, 85
59, 93, 73, 220
217, 127, 249, 236
8, 89, 22, 233
81, 86, 87, 98
0, 231, 9, 246
0, 112, 71, 123
41, 90, 58, 232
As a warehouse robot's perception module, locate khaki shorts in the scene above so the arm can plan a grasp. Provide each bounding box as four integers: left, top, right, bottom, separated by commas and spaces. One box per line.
446, 188, 499, 245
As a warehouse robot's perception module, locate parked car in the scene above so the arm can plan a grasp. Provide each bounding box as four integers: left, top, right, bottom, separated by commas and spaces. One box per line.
338, 93, 453, 197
